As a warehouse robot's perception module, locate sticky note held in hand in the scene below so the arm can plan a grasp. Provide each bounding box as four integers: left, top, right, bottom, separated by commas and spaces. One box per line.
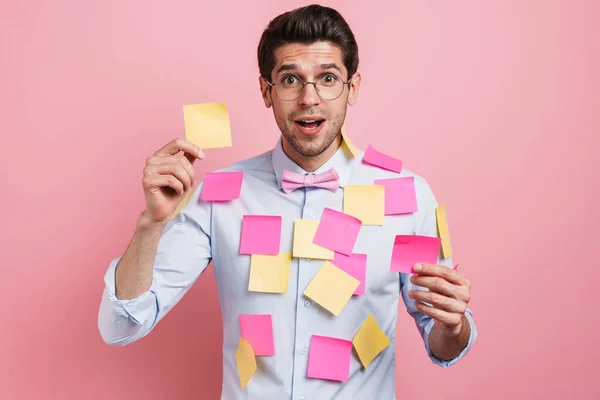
390, 235, 441, 273
183, 102, 232, 149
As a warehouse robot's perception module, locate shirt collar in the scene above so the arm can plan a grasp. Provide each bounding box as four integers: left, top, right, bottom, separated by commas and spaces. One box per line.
272, 137, 354, 191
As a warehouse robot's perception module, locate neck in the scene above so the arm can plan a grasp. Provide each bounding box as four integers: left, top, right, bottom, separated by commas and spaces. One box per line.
281, 134, 342, 172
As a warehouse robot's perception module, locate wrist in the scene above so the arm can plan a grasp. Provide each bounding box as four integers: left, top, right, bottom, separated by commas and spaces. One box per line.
136, 211, 168, 233
434, 315, 468, 338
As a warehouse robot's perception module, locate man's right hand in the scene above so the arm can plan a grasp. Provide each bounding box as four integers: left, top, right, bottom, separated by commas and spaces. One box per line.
141, 138, 205, 224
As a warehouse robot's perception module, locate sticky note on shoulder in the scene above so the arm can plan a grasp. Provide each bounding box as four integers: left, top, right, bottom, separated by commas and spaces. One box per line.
183, 102, 232, 149
341, 122, 358, 158
435, 204, 453, 258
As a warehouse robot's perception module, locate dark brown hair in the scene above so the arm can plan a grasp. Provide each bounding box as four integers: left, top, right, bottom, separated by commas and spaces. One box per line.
257, 4, 359, 81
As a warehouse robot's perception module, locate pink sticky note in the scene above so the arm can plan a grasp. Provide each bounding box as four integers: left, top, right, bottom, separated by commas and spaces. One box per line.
239, 314, 274, 356
307, 335, 352, 382
200, 171, 243, 201
332, 252, 367, 295
453, 264, 459, 270
240, 215, 282, 255
374, 177, 418, 215
363, 145, 402, 173
313, 208, 361, 256
391, 235, 441, 273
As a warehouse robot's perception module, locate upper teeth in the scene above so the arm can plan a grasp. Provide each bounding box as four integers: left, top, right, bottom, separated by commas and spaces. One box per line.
303, 120, 317, 123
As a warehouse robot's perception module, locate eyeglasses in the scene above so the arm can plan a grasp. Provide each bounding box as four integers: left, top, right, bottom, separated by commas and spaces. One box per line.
264, 73, 352, 101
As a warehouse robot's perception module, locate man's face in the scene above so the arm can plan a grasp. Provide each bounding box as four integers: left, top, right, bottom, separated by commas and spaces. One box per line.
260, 41, 360, 158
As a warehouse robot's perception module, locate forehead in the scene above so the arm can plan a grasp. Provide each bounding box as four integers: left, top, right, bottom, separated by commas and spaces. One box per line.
272, 41, 345, 75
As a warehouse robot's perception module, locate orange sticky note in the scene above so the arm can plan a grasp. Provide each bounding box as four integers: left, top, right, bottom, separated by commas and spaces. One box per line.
183, 102, 232, 149
303, 261, 360, 316
343, 185, 385, 226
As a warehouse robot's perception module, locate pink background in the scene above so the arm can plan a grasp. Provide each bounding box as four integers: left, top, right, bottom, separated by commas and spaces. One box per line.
1, 0, 598, 399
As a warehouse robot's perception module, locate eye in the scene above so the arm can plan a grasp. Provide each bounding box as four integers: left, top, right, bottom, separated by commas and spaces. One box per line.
320, 73, 338, 86
281, 75, 300, 86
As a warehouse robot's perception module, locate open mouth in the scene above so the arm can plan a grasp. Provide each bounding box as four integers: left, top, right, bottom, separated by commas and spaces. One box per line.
295, 119, 325, 129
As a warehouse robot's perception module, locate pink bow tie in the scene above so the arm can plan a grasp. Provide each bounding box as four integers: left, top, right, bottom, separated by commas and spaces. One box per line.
281, 168, 340, 194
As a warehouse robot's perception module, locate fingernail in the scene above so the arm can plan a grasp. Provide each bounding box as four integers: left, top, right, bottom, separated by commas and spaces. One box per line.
413, 263, 422, 272
197, 148, 205, 158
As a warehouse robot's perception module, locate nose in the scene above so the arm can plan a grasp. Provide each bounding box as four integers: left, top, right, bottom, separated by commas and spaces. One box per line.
297, 82, 321, 108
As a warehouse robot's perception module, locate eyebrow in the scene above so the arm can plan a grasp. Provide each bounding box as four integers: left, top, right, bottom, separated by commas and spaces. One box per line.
275, 63, 343, 75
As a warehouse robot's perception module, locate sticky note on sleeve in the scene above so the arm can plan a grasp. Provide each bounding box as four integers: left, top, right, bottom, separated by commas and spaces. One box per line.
183, 102, 232, 149
435, 204, 453, 258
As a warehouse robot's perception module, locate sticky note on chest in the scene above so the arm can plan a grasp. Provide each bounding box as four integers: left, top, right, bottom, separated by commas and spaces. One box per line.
293, 220, 334, 260
343, 185, 385, 225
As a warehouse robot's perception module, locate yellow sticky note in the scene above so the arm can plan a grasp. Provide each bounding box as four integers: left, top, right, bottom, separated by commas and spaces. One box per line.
292, 220, 334, 260
341, 121, 358, 158
303, 261, 360, 316
352, 314, 391, 369
344, 185, 385, 226
436, 204, 453, 258
235, 338, 257, 389
248, 253, 292, 293
169, 188, 194, 220
183, 102, 232, 149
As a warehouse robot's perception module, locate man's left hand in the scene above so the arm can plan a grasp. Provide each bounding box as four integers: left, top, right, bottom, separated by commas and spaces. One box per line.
408, 263, 472, 336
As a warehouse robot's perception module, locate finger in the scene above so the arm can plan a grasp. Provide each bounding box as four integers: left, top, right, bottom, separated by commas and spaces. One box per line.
154, 138, 205, 160
143, 174, 185, 195
408, 289, 467, 314
413, 263, 469, 287
414, 301, 463, 327
146, 155, 196, 187
145, 163, 192, 191
409, 275, 471, 303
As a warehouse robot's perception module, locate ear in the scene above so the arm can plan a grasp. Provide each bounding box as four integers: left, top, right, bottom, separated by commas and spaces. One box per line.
347, 72, 361, 106
259, 76, 273, 108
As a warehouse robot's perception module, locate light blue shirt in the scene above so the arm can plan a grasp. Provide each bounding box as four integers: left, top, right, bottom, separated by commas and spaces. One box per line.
98, 139, 477, 400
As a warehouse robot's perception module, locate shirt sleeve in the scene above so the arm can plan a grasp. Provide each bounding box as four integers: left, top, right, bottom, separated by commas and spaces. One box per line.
98, 183, 212, 346
399, 176, 478, 367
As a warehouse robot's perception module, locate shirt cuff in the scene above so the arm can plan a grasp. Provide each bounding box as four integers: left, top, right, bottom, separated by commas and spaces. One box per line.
104, 257, 156, 326
423, 309, 477, 368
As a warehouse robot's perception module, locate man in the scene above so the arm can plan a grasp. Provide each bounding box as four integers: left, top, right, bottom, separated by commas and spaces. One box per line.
98, 4, 477, 399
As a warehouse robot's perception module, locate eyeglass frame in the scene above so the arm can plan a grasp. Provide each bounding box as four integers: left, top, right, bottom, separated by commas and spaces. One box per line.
263, 73, 354, 102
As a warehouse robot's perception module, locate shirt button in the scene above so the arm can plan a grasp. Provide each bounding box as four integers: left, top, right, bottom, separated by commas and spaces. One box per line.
301, 347, 308, 355
300, 396, 306, 400
309, 212, 316, 219
304, 300, 311, 307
